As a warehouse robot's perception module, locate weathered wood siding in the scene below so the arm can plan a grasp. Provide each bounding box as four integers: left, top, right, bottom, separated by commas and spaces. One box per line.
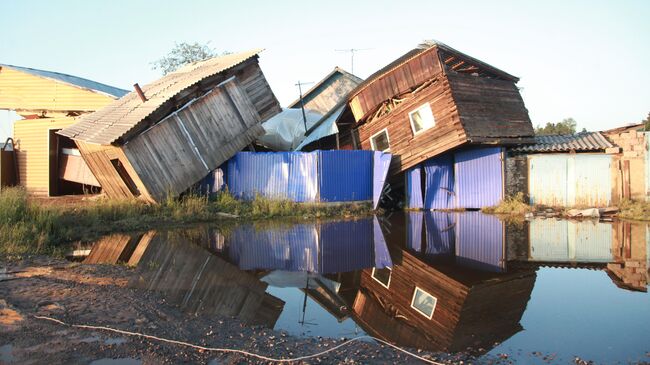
446, 72, 533, 141
0, 67, 116, 113
123, 78, 264, 201
298, 74, 361, 115
357, 76, 468, 173
236, 60, 282, 122
76, 141, 152, 200
354, 249, 469, 351
13, 117, 78, 195
350, 48, 442, 121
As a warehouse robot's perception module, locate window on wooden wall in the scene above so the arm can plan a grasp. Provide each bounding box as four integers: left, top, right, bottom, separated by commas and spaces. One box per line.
370, 128, 390, 151
410, 287, 437, 319
110, 158, 140, 197
409, 103, 435, 135
371, 267, 392, 288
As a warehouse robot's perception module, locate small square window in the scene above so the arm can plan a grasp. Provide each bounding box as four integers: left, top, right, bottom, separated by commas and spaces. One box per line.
371, 267, 392, 288
410, 287, 437, 319
409, 103, 435, 135
370, 129, 390, 151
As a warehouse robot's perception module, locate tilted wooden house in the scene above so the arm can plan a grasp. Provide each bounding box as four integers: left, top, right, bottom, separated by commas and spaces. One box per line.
0, 64, 127, 195
332, 41, 534, 174
348, 245, 536, 352
59, 49, 281, 202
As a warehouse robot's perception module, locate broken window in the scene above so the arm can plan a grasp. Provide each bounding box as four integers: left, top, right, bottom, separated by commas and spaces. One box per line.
370, 128, 390, 151
371, 267, 392, 288
409, 103, 435, 135
411, 287, 437, 319
110, 158, 140, 197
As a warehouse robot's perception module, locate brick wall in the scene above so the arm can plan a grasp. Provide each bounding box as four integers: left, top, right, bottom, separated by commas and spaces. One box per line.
605, 129, 647, 201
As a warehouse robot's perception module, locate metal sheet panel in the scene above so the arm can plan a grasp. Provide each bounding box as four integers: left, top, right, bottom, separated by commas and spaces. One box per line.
528, 154, 568, 206
406, 166, 424, 209
228, 223, 319, 272
529, 219, 613, 262
455, 212, 504, 272
406, 211, 424, 252
424, 212, 455, 256
320, 219, 374, 273
528, 154, 612, 207
423, 154, 455, 210
287, 152, 318, 202
372, 151, 392, 209
529, 218, 570, 261
227, 152, 290, 200
573, 155, 612, 206
373, 216, 393, 268
454, 148, 503, 209
318, 150, 372, 202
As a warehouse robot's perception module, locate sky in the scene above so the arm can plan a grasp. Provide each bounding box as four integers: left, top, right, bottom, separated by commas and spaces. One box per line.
1, 0, 649, 139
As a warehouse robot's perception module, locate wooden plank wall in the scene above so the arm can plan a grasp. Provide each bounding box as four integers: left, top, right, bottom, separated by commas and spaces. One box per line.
299, 74, 361, 115
13, 117, 78, 195
446, 72, 533, 140
123, 77, 265, 201
237, 61, 282, 122
356, 77, 468, 173
76, 141, 152, 201
0, 67, 116, 113
355, 250, 470, 351
350, 48, 442, 121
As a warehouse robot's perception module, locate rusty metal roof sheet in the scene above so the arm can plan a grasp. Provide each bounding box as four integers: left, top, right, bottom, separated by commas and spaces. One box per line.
511, 132, 613, 153
58, 49, 263, 145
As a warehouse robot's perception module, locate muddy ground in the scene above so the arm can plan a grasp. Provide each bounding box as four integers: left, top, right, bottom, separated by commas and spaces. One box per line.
0, 257, 484, 365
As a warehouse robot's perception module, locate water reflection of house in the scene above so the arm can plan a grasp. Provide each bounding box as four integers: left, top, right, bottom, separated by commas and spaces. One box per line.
347, 239, 536, 352
526, 218, 648, 292
82, 229, 285, 327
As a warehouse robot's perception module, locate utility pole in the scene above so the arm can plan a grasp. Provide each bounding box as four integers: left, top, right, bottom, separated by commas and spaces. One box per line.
295, 81, 314, 133
335, 48, 372, 74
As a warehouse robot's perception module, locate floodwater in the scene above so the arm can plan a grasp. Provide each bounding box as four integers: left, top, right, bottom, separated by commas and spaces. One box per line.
73, 212, 650, 364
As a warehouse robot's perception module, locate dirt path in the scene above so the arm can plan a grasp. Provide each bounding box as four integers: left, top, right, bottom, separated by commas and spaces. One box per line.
0, 257, 469, 365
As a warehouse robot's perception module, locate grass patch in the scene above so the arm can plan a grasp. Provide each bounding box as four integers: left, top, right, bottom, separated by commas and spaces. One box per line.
0, 188, 373, 258
481, 193, 533, 215
617, 199, 650, 221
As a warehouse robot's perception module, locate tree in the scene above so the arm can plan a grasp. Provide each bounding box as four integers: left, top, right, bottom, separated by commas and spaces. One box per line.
643, 112, 650, 131
151, 42, 219, 75
534, 118, 584, 135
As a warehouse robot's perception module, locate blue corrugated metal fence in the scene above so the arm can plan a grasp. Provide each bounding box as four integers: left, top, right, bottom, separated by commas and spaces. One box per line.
221, 150, 388, 203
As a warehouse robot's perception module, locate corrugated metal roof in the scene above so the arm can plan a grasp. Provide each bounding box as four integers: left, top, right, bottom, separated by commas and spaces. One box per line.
512, 132, 613, 153
0, 64, 128, 98
58, 49, 262, 145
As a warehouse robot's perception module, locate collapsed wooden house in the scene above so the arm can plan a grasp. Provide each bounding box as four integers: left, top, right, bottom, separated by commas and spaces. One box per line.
328, 41, 534, 174
58, 49, 281, 202
0, 64, 127, 195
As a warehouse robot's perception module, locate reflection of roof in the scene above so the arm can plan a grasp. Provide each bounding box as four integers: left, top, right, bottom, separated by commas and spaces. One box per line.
0, 64, 128, 98
511, 132, 613, 153
58, 49, 263, 145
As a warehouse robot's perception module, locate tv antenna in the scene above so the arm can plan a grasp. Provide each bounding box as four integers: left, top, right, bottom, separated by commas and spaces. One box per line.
295, 81, 314, 132
335, 48, 372, 74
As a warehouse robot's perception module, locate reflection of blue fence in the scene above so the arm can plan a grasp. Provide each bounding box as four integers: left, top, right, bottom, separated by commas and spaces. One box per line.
213, 150, 390, 203
225, 218, 392, 273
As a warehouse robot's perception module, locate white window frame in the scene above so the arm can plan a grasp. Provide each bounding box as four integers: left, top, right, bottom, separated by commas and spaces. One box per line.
410, 286, 437, 319
408, 103, 435, 136
369, 128, 390, 152
371, 267, 392, 289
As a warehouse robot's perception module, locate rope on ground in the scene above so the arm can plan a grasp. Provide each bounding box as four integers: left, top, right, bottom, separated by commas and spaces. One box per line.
33, 315, 444, 364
